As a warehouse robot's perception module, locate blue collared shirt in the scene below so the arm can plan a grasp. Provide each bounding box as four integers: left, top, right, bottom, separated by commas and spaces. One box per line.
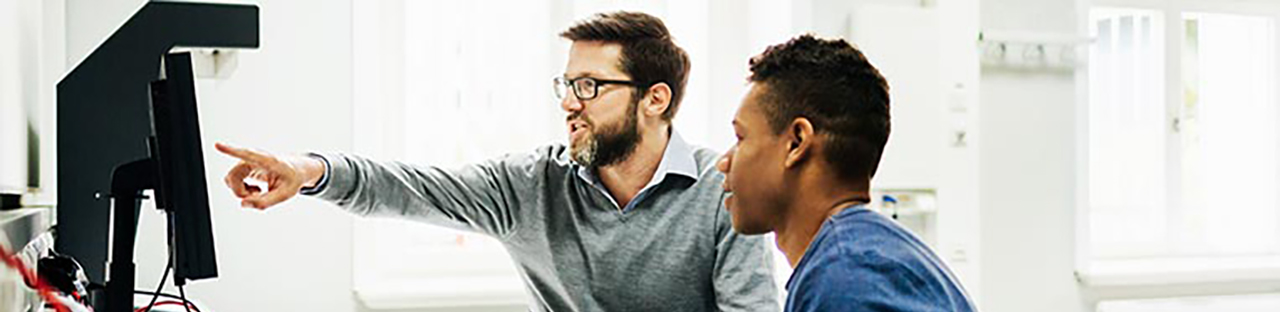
785, 205, 976, 312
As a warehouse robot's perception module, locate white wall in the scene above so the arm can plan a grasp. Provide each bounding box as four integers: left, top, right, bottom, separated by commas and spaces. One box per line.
1, 0, 66, 204
0, 0, 26, 192
35, 0, 64, 203
63, 0, 356, 311
0, 0, 42, 193
978, 0, 1090, 311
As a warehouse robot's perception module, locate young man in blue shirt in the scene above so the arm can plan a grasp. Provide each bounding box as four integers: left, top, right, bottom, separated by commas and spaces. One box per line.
716, 34, 977, 312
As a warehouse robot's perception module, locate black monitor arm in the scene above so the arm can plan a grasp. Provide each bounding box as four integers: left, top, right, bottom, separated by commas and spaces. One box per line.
105, 147, 159, 312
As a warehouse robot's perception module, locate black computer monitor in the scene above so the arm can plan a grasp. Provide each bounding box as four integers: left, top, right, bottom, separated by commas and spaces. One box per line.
149, 51, 218, 283
83, 51, 223, 312
56, 3, 256, 287
54, 3, 256, 311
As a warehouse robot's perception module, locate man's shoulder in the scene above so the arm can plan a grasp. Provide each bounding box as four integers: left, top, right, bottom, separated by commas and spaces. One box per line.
534, 143, 573, 165
493, 144, 573, 168
794, 214, 934, 289
788, 243, 952, 312
788, 212, 975, 312
822, 211, 935, 271
688, 145, 725, 182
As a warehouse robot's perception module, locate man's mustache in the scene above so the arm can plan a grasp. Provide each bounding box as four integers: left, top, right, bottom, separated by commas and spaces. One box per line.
567, 113, 593, 126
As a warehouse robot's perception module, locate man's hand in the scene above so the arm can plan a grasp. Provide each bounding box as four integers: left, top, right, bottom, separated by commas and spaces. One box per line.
215, 143, 326, 210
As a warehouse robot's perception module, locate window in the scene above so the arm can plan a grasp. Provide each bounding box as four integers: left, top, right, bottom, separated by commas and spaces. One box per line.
1085, 0, 1280, 280
1088, 8, 1169, 259
351, 1, 556, 307
1176, 12, 1277, 256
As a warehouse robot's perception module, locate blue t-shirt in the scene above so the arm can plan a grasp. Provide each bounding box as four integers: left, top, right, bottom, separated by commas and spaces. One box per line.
784, 205, 975, 312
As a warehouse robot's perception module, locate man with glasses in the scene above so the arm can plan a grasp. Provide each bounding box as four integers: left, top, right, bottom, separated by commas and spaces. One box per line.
215, 12, 778, 312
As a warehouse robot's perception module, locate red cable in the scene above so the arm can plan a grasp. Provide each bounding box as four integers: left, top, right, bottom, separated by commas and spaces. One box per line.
134, 300, 199, 312
0, 244, 73, 312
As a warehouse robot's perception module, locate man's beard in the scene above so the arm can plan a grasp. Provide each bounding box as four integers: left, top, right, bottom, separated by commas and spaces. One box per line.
570, 101, 641, 168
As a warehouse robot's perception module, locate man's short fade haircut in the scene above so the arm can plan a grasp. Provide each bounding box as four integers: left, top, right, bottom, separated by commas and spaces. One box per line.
748, 34, 891, 182
560, 11, 691, 121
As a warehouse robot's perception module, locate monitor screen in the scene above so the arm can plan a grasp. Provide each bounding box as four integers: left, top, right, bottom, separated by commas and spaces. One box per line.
149, 51, 218, 282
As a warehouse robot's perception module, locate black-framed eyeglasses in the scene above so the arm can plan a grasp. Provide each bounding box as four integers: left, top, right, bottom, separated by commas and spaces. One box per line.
553, 76, 639, 101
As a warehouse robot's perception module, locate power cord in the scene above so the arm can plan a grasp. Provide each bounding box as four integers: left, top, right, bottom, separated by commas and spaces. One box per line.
142, 258, 172, 312
179, 284, 192, 312
135, 210, 201, 312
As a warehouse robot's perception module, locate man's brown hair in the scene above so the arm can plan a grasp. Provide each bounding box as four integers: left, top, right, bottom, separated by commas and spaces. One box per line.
560, 12, 691, 121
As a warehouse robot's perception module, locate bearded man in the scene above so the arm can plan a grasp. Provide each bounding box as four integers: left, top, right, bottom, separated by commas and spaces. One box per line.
216, 11, 778, 312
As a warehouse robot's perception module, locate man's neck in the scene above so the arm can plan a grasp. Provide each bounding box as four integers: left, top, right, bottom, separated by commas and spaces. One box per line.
597, 127, 670, 210
774, 176, 870, 267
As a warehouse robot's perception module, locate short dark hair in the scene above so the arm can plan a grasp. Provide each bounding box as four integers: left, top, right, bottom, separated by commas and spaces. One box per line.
748, 34, 891, 182
560, 12, 691, 121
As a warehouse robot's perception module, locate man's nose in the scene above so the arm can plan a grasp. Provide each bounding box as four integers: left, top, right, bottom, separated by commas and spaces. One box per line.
561, 94, 583, 112
716, 148, 733, 173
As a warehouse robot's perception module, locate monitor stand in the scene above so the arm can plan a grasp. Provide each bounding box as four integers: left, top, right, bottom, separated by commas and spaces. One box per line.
105, 142, 159, 312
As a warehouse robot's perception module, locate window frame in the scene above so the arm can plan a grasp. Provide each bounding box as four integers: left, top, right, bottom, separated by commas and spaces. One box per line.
1077, 0, 1280, 301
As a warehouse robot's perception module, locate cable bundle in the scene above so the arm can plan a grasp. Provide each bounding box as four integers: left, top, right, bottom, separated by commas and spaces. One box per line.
0, 243, 75, 312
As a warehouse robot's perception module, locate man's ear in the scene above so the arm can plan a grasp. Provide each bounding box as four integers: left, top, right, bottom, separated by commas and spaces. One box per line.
784, 118, 815, 169
641, 82, 672, 118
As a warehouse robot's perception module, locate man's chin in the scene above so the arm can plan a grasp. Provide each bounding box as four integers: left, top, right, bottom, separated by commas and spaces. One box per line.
569, 142, 595, 167
729, 214, 773, 235
569, 137, 585, 152
731, 225, 772, 236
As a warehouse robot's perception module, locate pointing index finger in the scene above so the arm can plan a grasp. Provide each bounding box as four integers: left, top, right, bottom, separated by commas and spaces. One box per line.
215, 143, 274, 166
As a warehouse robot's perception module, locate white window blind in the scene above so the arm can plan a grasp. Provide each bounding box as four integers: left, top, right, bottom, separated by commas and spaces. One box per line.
1087, 6, 1280, 261
1088, 8, 1169, 259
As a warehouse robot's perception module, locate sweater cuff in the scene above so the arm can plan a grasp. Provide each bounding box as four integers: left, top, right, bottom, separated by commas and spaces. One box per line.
298, 153, 333, 196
